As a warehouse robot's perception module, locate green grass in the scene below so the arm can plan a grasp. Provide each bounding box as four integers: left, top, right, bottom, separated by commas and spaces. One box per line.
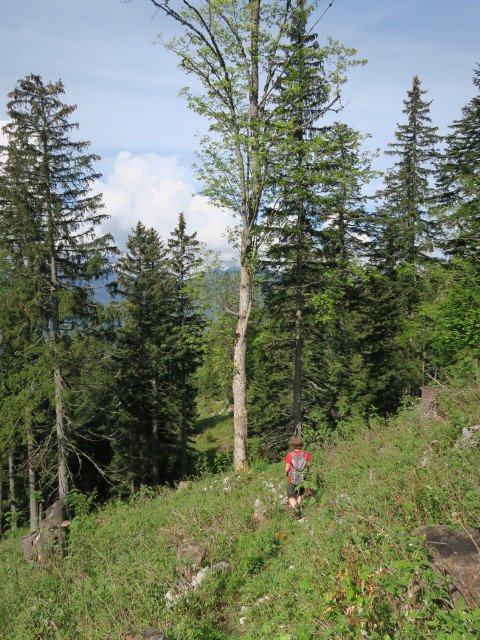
1, 385, 480, 639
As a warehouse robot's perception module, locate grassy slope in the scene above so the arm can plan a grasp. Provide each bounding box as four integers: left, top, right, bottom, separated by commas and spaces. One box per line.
1, 386, 480, 640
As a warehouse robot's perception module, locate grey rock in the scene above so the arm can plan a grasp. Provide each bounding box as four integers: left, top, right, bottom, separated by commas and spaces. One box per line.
414, 525, 480, 606
177, 541, 206, 565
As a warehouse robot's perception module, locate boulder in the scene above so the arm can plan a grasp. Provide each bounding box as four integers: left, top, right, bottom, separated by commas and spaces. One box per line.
177, 541, 206, 565
413, 525, 480, 606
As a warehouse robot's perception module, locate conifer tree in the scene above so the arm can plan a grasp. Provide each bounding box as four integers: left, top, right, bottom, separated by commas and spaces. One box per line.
112, 222, 176, 489
366, 76, 441, 405
372, 76, 441, 310
436, 63, 480, 261
0, 75, 115, 503
166, 213, 204, 477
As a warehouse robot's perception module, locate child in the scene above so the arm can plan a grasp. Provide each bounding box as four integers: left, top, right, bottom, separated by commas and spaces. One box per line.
285, 435, 311, 519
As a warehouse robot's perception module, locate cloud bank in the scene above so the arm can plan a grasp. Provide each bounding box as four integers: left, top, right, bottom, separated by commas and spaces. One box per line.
96, 151, 237, 263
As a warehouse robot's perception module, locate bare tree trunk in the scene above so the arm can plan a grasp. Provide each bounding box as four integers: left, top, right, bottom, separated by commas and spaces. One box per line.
8, 453, 16, 531
232, 249, 253, 471
180, 386, 188, 478
51, 254, 68, 504
27, 430, 39, 532
231, 0, 261, 472
293, 200, 305, 436
151, 378, 160, 485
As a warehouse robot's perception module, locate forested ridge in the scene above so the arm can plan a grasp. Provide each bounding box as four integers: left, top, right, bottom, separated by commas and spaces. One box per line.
1, 0, 479, 537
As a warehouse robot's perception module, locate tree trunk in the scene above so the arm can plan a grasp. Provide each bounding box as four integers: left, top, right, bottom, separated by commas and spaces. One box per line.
293, 199, 305, 436
51, 253, 68, 504
180, 385, 188, 478
151, 378, 160, 485
8, 452, 16, 531
232, 243, 253, 472
231, 0, 261, 472
27, 430, 39, 532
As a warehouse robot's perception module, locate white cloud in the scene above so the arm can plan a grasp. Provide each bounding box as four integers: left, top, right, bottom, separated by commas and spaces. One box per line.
96, 151, 237, 263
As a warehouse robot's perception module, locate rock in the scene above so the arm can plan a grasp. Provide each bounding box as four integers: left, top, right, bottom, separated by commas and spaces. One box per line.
455, 425, 480, 449
413, 525, 480, 606
190, 561, 230, 587
176, 481, 192, 491
253, 499, 268, 524
177, 542, 206, 565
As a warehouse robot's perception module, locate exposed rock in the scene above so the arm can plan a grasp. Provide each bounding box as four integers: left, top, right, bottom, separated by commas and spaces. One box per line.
455, 425, 480, 449
176, 481, 192, 491
253, 498, 268, 524
166, 561, 231, 608
177, 541, 206, 565
190, 561, 230, 588
413, 525, 480, 606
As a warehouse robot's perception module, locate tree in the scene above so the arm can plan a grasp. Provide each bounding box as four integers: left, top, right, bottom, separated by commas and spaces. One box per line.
371, 76, 441, 311
148, 0, 360, 469
111, 222, 175, 489
0, 75, 115, 503
166, 213, 204, 477
365, 76, 441, 405
436, 63, 480, 262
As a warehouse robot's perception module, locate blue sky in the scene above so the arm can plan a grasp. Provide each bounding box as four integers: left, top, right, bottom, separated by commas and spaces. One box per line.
1, 0, 478, 260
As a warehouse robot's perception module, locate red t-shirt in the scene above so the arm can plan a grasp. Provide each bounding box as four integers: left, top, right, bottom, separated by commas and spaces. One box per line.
285, 449, 311, 483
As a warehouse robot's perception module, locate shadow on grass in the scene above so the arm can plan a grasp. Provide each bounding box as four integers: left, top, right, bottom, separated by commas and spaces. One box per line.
194, 413, 231, 436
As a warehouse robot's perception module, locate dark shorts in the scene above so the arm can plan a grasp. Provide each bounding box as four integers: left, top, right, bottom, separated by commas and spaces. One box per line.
286, 482, 304, 499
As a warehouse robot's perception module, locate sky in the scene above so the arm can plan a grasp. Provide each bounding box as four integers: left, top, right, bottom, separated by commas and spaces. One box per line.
1, 0, 478, 262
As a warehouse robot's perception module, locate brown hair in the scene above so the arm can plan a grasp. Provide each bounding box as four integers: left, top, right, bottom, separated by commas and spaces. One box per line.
288, 435, 303, 450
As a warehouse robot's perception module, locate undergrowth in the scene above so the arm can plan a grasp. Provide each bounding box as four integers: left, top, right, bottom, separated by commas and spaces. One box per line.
0, 385, 479, 639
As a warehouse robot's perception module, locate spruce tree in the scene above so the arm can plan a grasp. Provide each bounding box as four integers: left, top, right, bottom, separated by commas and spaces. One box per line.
372, 76, 441, 308
366, 76, 441, 406
112, 222, 176, 489
0, 75, 115, 503
166, 213, 204, 477
436, 63, 480, 261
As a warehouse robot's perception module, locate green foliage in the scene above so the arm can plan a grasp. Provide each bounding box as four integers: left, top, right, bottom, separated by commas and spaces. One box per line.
1, 385, 480, 638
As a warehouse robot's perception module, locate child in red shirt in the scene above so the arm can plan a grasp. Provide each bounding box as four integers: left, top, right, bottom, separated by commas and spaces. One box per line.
285, 435, 311, 519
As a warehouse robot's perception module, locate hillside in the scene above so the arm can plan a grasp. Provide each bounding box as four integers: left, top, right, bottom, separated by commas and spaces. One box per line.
1, 384, 479, 640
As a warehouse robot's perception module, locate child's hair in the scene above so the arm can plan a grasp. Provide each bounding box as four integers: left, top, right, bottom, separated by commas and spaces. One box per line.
288, 435, 303, 450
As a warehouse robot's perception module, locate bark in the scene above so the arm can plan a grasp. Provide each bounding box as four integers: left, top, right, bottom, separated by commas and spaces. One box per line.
151, 378, 160, 485
8, 452, 16, 531
231, 0, 262, 472
232, 244, 254, 471
27, 430, 39, 532
180, 385, 188, 478
293, 203, 305, 436
51, 253, 69, 503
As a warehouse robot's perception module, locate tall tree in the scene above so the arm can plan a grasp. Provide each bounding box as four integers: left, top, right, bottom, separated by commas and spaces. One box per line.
0, 75, 115, 503
148, 0, 360, 469
112, 222, 176, 489
365, 76, 441, 404
167, 213, 204, 477
371, 75, 441, 313
436, 63, 480, 262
